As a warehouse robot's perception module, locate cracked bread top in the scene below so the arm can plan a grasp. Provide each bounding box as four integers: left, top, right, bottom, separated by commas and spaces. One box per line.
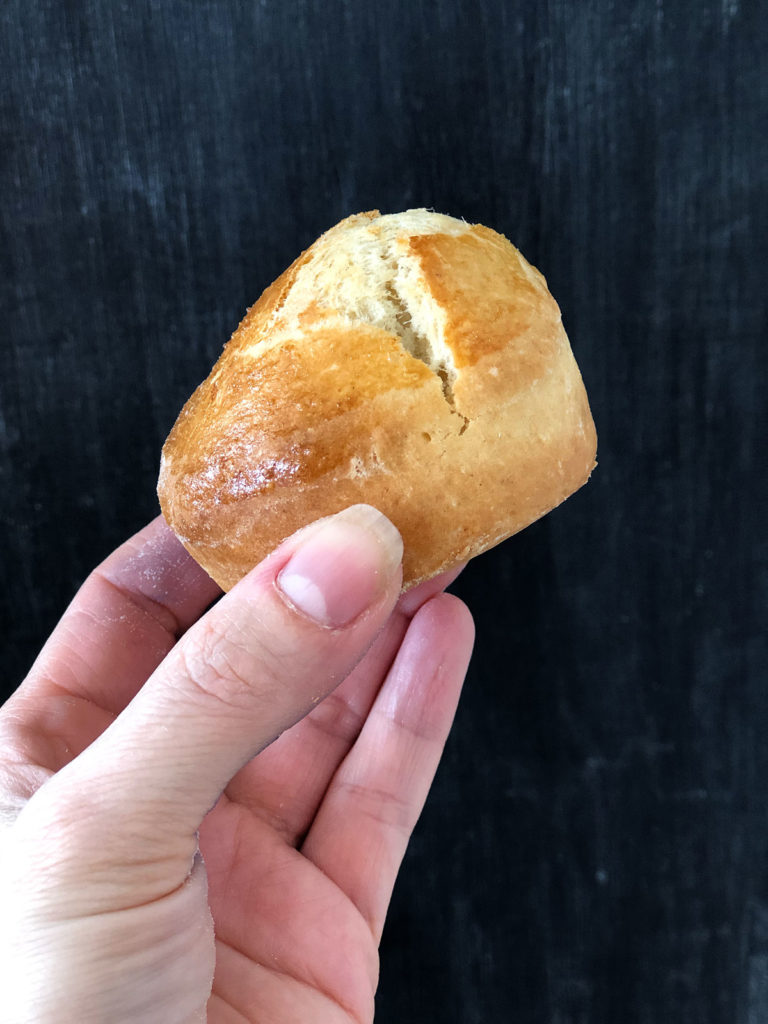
158, 209, 596, 590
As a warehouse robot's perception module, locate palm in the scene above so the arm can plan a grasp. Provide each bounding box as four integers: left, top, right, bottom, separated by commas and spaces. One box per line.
203, 799, 378, 1023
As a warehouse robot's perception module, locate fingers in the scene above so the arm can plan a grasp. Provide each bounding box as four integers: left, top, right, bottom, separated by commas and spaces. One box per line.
300, 592, 475, 942
0, 517, 221, 821
22, 506, 405, 865
14, 516, 221, 717
222, 565, 467, 843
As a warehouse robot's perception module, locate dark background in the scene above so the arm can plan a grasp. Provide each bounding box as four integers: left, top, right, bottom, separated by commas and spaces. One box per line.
2, 1, 766, 1021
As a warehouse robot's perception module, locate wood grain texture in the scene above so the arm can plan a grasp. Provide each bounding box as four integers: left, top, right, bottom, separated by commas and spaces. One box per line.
1, 1, 766, 1021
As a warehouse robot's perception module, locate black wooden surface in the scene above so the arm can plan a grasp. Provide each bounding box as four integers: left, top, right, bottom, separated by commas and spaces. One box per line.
2, 2, 766, 1021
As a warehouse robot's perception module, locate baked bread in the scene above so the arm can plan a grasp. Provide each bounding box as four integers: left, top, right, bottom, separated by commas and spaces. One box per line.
158, 209, 596, 591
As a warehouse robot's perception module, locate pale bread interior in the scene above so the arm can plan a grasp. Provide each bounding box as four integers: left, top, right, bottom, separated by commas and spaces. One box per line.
258, 210, 471, 408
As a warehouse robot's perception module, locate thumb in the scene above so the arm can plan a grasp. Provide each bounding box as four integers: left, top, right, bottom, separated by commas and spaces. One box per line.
24, 505, 403, 852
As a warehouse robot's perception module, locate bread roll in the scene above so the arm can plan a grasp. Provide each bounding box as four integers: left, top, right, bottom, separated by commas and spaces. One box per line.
158, 209, 596, 591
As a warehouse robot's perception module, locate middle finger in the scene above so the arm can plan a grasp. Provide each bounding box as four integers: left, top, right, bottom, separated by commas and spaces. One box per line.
222, 567, 464, 843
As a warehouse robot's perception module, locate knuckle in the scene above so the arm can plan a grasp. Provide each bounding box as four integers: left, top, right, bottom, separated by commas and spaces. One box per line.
338, 779, 413, 839
175, 614, 284, 714
305, 690, 365, 745
0, 761, 52, 834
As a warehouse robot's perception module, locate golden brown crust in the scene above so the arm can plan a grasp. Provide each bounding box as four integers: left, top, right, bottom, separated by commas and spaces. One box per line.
158, 210, 596, 591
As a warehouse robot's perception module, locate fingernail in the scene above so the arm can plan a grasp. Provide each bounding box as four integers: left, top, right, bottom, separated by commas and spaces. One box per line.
276, 505, 403, 627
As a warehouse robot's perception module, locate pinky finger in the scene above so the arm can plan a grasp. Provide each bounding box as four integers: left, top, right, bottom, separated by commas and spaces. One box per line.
300, 592, 475, 942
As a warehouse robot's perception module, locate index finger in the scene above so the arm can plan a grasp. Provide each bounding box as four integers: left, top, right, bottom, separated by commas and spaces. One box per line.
13, 516, 221, 716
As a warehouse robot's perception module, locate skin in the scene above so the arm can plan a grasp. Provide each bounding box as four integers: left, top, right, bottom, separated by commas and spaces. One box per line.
0, 507, 474, 1023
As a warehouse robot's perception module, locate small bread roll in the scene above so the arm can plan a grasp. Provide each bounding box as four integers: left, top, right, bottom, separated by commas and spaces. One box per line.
158, 209, 596, 590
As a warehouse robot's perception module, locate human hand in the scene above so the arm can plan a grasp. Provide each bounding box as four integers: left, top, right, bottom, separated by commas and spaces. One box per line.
0, 505, 474, 1023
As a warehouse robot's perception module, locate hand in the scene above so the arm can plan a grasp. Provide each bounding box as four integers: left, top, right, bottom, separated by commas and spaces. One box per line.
0, 505, 474, 1023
